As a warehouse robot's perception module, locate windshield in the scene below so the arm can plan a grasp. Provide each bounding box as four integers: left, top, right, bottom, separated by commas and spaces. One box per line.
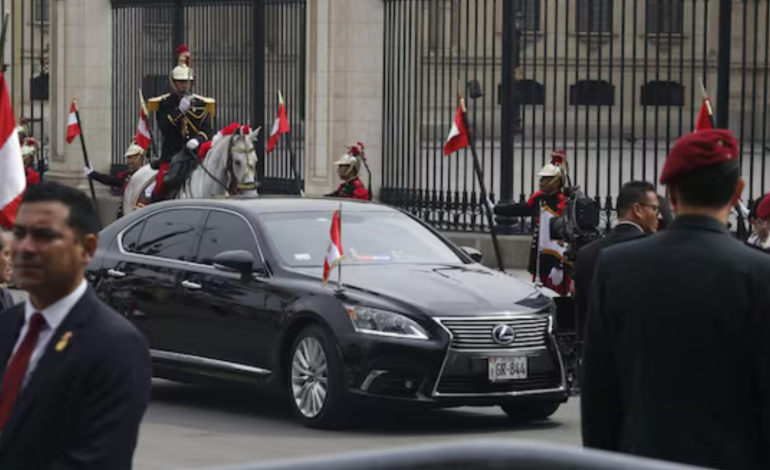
260, 211, 465, 267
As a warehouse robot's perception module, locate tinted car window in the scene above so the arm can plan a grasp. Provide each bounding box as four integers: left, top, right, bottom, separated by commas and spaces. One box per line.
121, 220, 146, 253
195, 210, 260, 265
134, 209, 204, 261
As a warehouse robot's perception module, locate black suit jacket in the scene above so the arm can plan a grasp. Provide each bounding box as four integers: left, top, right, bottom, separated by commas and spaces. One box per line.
0, 288, 13, 312
574, 223, 646, 332
0, 288, 152, 470
581, 215, 770, 470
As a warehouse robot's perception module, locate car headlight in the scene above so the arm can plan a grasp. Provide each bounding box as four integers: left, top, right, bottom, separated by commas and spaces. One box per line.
345, 306, 429, 340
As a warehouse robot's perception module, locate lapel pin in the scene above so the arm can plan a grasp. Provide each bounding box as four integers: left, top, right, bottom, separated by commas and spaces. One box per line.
56, 332, 73, 352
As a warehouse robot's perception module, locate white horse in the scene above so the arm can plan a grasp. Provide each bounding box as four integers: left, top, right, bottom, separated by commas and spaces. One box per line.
123, 126, 260, 216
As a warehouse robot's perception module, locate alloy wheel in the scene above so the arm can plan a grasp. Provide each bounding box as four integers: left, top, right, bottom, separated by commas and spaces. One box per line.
291, 336, 329, 418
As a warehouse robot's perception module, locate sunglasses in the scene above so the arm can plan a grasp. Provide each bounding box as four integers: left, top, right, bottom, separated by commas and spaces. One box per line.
638, 202, 660, 213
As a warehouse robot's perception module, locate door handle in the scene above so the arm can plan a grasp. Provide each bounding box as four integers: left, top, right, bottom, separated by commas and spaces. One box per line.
107, 269, 126, 279
182, 280, 202, 291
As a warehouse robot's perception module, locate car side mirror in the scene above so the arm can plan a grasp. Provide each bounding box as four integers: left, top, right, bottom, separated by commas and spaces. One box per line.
461, 246, 483, 263
213, 250, 261, 279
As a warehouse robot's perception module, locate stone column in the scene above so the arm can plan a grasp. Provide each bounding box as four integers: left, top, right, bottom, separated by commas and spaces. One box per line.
304, 0, 384, 198
49, 0, 116, 223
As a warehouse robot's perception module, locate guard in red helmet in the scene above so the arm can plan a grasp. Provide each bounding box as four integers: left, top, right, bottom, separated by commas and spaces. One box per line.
21, 137, 40, 186
748, 193, 770, 250
326, 146, 370, 201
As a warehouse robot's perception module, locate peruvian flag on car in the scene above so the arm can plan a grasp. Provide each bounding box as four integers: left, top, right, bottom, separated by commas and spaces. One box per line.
136, 106, 151, 150
0, 72, 26, 229
322, 207, 344, 286
267, 90, 290, 154
444, 98, 470, 156
66, 100, 81, 144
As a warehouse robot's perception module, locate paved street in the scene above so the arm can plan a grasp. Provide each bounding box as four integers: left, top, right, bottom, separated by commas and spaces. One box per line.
137, 380, 581, 470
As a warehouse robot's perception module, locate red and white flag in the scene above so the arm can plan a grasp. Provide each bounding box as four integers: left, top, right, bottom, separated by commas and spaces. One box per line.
444, 99, 470, 156
136, 106, 151, 150
66, 100, 81, 144
322, 208, 344, 286
267, 91, 290, 154
695, 97, 714, 131
0, 73, 26, 229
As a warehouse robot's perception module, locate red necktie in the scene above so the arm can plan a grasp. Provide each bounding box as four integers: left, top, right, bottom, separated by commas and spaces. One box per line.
0, 313, 47, 430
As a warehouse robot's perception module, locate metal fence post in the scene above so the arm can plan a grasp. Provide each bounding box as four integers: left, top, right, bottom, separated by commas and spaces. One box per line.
715, 0, 731, 128
494, 0, 519, 234
253, 0, 266, 183
173, 0, 184, 51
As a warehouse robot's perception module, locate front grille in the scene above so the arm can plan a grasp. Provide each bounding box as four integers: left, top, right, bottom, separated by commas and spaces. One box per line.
437, 371, 560, 394
439, 316, 550, 350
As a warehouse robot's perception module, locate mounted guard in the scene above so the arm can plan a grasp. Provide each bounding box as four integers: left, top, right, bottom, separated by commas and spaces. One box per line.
147, 44, 215, 203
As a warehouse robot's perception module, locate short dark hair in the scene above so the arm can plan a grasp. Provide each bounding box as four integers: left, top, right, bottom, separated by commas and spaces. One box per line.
20, 181, 101, 236
617, 181, 656, 217
674, 160, 740, 208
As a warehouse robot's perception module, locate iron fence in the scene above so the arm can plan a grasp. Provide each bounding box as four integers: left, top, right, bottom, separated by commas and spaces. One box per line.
1, 0, 51, 179
382, 0, 770, 233
111, 0, 306, 194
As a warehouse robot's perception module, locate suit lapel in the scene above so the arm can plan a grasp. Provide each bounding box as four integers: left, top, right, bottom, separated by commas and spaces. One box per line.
0, 290, 97, 444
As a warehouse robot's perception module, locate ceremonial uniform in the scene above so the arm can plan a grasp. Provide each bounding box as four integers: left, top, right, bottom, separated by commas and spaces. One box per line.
147, 44, 215, 202
22, 138, 40, 186
582, 129, 770, 470
327, 145, 371, 201
86, 143, 145, 219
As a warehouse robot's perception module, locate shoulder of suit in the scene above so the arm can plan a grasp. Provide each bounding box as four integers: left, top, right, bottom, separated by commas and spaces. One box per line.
192, 94, 215, 104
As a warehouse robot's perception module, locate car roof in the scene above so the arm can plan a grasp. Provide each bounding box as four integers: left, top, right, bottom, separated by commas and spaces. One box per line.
140, 196, 399, 216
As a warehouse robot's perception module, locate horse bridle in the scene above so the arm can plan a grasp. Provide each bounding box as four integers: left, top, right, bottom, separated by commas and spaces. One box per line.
196, 130, 257, 196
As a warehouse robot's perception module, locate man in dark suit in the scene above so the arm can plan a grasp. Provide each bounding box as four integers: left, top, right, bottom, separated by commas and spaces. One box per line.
573, 181, 660, 335
0, 182, 152, 470
581, 129, 770, 470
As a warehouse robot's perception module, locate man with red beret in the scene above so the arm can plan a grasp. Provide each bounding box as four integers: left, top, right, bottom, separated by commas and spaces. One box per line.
747, 194, 770, 250
581, 128, 770, 470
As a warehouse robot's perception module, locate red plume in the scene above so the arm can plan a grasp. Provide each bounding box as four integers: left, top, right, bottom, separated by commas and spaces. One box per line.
348, 146, 360, 156
176, 44, 189, 56
176, 44, 191, 66
221, 122, 241, 136
551, 149, 566, 166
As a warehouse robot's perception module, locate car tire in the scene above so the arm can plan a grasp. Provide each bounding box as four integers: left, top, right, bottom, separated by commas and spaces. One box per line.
500, 402, 561, 423
286, 324, 351, 429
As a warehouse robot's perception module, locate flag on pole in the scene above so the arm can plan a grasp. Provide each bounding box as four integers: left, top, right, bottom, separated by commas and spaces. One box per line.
267, 91, 290, 154
322, 208, 344, 286
695, 98, 714, 131
444, 99, 470, 156
66, 100, 81, 144
0, 72, 26, 229
136, 106, 151, 150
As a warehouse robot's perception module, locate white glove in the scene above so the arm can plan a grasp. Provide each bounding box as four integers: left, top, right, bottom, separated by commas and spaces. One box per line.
186, 139, 200, 151
179, 95, 193, 113
548, 267, 564, 287
84, 165, 93, 176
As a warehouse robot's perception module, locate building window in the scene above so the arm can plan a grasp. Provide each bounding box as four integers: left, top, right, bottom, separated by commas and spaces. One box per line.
641, 81, 684, 106
570, 80, 615, 106
35, 0, 49, 23
516, 80, 545, 105
646, 0, 683, 34
577, 0, 613, 33
30, 73, 49, 101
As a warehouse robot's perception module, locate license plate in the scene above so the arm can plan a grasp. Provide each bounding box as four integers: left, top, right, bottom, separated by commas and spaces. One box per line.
488, 356, 528, 382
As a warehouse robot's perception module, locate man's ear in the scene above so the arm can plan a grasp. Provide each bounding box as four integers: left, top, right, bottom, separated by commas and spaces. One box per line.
81, 233, 98, 262
732, 178, 746, 207
668, 186, 678, 209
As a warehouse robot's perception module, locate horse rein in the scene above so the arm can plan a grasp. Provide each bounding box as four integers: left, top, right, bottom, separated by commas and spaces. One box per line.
194, 131, 256, 196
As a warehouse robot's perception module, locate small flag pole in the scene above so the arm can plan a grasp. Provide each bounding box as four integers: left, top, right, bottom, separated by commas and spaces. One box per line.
139, 88, 159, 164
73, 100, 102, 229
278, 91, 304, 196
458, 92, 505, 272
336, 203, 343, 292
699, 80, 715, 128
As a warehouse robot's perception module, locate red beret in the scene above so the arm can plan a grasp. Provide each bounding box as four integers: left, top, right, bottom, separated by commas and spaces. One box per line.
758, 194, 770, 220
660, 129, 739, 185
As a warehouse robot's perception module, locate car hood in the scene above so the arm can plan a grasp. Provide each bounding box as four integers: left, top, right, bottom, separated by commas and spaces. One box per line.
290, 264, 549, 316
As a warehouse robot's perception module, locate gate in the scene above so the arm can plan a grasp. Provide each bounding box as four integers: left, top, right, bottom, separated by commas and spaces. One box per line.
1, 0, 51, 180
382, 0, 770, 232
112, 0, 306, 194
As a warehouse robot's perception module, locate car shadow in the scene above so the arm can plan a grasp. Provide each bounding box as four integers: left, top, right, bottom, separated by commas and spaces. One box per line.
147, 380, 566, 436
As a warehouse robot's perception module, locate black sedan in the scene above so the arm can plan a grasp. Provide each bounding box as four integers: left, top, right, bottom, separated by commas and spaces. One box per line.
87, 197, 568, 428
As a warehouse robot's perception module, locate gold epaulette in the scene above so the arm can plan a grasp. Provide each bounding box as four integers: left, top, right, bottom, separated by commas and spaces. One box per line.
147, 94, 171, 112
193, 94, 216, 116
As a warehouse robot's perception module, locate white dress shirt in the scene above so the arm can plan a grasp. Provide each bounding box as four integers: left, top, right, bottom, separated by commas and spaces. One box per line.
9, 279, 87, 387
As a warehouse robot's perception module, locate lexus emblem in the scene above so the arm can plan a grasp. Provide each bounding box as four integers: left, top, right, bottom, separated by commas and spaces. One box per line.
491, 324, 516, 345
